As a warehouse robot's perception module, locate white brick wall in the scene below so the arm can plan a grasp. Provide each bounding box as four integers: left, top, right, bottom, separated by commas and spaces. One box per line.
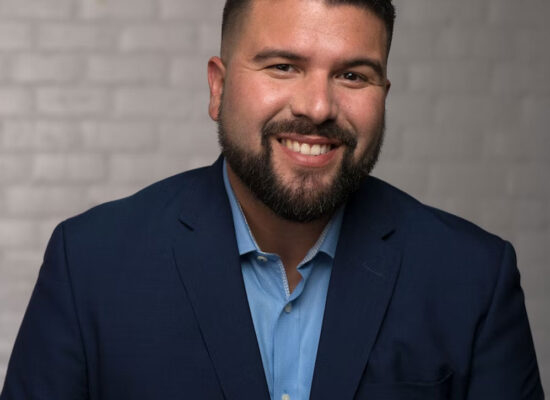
0, 0, 548, 389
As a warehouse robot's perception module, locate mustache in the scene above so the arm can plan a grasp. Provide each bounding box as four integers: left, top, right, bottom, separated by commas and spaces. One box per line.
262, 118, 357, 148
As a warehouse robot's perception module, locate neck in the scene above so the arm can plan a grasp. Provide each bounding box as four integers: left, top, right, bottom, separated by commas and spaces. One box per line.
227, 165, 331, 289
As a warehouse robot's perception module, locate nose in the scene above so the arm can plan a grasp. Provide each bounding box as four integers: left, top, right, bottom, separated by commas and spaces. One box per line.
290, 72, 338, 125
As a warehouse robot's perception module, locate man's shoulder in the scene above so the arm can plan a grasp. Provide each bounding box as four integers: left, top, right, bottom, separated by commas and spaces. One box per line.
60, 163, 216, 244
363, 176, 507, 259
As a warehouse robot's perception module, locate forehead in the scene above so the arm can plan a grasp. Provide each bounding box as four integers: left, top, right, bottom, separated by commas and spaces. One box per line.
234, 0, 388, 63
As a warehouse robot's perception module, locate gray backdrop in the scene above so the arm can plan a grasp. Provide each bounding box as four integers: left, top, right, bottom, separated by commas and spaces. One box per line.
0, 0, 548, 390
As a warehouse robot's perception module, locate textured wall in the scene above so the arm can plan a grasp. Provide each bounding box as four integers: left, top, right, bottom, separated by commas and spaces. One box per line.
0, 0, 548, 389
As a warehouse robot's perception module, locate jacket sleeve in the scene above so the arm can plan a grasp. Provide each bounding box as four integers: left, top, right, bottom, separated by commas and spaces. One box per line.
1, 223, 88, 400
466, 241, 545, 399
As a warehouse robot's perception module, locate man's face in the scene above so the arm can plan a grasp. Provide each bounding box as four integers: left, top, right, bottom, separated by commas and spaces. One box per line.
208, 0, 390, 222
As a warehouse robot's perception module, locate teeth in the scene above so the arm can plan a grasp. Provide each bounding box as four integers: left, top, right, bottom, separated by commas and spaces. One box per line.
281, 139, 332, 156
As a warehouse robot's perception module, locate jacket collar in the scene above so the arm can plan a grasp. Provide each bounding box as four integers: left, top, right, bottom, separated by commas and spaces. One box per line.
173, 157, 401, 400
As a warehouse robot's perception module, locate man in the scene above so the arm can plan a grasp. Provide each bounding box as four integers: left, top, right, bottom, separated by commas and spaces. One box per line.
1, 0, 544, 399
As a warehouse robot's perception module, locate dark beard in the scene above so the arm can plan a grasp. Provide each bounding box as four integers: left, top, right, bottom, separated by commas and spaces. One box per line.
218, 114, 385, 223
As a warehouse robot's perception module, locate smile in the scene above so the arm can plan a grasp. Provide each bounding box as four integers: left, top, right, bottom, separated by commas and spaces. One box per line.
277, 138, 336, 156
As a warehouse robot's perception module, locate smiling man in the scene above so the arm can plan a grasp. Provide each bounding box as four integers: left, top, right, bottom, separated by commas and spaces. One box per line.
0, 0, 544, 399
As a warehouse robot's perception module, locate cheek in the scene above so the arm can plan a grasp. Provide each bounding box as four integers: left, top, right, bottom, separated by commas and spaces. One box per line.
339, 94, 385, 155
225, 76, 287, 125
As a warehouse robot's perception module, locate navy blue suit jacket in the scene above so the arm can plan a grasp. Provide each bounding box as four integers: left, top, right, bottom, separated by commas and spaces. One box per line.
1, 158, 544, 399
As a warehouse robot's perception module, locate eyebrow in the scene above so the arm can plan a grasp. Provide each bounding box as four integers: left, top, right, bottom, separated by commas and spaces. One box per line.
252, 48, 385, 79
342, 58, 385, 80
253, 49, 307, 63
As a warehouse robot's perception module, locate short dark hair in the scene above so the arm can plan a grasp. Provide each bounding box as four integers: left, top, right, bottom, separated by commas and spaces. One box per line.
221, 0, 396, 58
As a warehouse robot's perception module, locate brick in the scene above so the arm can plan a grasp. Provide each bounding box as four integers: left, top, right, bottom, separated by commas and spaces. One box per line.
0, 23, 31, 50
492, 63, 550, 95
0, 88, 31, 116
522, 96, 550, 129
386, 93, 434, 129
86, 183, 143, 205
488, 0, 549, 26
434, 95, 522, 131
109, 154, 187, 183
114, 88, 193, 118
480, 198, 549, 232
482, 129, 549, 162
11, 54, 82, 83
87, 55, 166, 83
38, 24, 115, 50
37, 219, 62, 250
170, 56, 209, 88
396, 0, 489, 25
507, 164, 550, 197
374, 160, 430, 199
515, 230, 550, 267
0, 0, 72, 19
435, 27, 501, 61
1, 120, 79, 151
198, 22, 221, 55
81, 121, 157, 151
401, 126, 482, 161
514, 29, 550, 64
188, 91, 212, 121
0, 220, 36, 248
185, 155, 218, 171
0, 155, 32, 182
377, 125, 402, 161
428, 162, 508, 197
434, 196, 487, 228
0, 56, 5, 80
408, 61, 491, 94
482, 129, 529, 161
5, 186, 88, 217
36, 87, 106, 116
386, 65, 408, 91
32, 154, 106, 182
119, 25, 196, 51
78, 0, 154, 19
532, 130, 550, 162
158, 121, 218, 155
159, 0, 224, 20
390, 26, 436, 63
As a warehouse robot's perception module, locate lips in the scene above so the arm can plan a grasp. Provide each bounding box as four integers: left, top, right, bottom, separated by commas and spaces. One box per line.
274, 133, 341, 168
278, 138, 335, 156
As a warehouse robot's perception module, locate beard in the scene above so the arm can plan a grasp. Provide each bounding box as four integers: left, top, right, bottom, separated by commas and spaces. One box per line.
218, 110, 385, 223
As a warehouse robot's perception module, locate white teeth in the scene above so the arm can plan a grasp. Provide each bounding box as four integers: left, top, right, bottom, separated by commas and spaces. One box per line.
280, 139, 332, 156
285, 139, 293, 150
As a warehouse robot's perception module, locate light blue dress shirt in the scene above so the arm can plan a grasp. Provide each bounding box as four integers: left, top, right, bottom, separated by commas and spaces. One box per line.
223, 161, 344, 400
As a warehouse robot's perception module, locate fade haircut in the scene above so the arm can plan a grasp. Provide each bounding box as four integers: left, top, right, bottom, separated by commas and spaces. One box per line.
221, 0, 396, 60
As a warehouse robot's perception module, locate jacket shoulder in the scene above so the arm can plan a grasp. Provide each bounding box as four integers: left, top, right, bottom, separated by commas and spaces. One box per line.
368, 176, 504, 246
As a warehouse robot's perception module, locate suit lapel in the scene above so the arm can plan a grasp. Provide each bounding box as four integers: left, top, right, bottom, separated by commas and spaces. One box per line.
171, 158, 270, 400
310, 178, 402, 400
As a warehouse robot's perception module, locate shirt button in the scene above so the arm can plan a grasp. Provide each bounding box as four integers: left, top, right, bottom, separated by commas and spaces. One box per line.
282, 394, 290, 400
284, 303, 293, 313
256, 255, 268, 262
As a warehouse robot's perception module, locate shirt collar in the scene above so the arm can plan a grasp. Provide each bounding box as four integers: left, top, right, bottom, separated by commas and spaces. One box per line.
223, 159, 344, 260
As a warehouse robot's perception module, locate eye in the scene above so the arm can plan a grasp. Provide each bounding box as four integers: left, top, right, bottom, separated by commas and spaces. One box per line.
340, 72, 364, 82
270, 64, 294, 72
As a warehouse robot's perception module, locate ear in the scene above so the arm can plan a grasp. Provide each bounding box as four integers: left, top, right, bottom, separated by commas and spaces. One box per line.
384, 78, 391, 95
207, 56, 226, 121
